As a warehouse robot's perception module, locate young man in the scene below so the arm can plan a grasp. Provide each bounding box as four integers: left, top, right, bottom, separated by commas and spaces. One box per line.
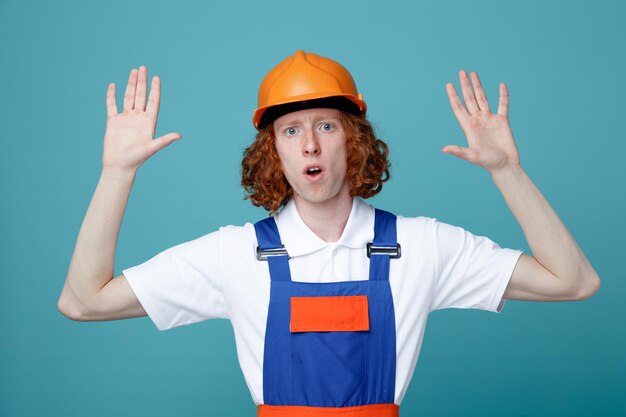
59, 51, 599, 417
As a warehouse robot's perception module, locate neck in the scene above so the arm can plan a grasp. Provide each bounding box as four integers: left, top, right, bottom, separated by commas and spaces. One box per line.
292, 189, 353, 242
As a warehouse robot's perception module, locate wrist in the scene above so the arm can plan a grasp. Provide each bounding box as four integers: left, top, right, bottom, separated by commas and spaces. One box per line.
490, 163, 525, 185
101, 166, 137, 183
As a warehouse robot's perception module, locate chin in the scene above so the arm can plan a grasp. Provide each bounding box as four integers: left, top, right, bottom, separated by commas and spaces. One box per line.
293, 181, 350, 206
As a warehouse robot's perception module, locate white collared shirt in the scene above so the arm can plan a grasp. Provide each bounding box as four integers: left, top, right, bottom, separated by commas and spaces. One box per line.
123, 197, 522, 405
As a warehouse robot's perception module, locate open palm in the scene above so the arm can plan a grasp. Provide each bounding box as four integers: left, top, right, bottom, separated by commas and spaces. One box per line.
103, 66, 181, 172
443, 70, 520, 174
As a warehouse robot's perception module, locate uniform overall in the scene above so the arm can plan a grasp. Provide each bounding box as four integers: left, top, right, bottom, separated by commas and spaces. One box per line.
254, 209, 400, 417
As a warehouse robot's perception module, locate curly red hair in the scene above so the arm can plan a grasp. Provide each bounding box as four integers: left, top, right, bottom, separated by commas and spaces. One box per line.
241, 112, 390, 213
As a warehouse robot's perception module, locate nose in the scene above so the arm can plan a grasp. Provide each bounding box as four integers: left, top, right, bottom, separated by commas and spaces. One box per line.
302, 128, 320, 156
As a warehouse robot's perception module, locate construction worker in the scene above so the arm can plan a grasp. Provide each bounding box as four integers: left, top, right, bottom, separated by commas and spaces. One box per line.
59, 51, 600, 417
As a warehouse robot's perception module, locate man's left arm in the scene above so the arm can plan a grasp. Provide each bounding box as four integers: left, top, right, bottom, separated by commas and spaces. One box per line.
444, 70, 600, 302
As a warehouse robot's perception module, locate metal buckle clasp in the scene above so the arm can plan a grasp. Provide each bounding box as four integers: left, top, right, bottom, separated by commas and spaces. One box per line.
256, 245, 290, 261
366, 243, 401, 259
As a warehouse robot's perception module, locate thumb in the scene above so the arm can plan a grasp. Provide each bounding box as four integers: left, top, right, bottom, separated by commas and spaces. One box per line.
442, 144, 476, 162
149, 132, 183, 155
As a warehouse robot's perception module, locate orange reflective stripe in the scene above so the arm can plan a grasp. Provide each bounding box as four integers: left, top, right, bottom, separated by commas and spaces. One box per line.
258, 404, 398, 417
290, 295, 370, 332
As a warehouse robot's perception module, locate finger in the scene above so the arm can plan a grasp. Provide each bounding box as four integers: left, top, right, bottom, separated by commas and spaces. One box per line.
459, 70, 480, 114
497, 83, 509, 117
135, 66, 148, 111
470, 71, 491, 113
146, 76, 161, 118
442, 144, 478, 163
106, 83, 118, 117
147, 132, 183, 156
123, 68, 138, 111
446, 82, 469, 124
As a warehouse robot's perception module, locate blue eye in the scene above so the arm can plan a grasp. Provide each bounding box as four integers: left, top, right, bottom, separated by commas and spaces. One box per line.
285, 127, 297, 136
321, 123, 333, 131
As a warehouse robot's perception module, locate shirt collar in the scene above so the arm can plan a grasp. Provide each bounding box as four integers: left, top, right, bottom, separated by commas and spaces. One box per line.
274, 197, 375, 257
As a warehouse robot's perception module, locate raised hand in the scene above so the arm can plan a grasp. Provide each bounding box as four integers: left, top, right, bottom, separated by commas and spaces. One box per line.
443, 70, 520, 174
103, 66, 181, 173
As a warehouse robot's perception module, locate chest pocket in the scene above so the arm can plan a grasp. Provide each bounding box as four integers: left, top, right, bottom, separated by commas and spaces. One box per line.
290, 295, 370, 332
289, 294, 371, 406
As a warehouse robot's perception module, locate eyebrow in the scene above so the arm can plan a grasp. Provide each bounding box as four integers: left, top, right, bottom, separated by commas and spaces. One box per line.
275, 118, 303, 130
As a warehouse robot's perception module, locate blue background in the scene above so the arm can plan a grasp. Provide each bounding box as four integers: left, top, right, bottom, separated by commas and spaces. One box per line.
1, 0, 624, 416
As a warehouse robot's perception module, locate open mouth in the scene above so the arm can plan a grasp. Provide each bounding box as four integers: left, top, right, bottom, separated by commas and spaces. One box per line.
305, 166, 323, 178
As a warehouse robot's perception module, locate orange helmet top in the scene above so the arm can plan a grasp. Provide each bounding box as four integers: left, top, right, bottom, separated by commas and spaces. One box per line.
253, 50, 367, 129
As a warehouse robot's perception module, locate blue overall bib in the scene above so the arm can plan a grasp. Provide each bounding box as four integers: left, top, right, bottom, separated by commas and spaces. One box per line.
254, 209, 399, 417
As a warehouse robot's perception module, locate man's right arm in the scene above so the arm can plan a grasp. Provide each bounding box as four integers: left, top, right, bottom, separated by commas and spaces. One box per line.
58, 66, 182, 321
58, 168, 146, 321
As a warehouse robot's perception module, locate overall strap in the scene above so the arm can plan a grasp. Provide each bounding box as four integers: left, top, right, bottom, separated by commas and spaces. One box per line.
254, 217, 292, 282
368, 209, 399, 282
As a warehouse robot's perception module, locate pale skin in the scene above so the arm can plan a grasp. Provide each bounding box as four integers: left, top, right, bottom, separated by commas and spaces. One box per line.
443, 70, 599, 300
58, 66, 599, 322
272, 108, 352, 242
58, 66, 180, 320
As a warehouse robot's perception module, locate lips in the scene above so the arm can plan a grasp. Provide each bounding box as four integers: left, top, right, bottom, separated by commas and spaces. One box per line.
303, 165, 324, 180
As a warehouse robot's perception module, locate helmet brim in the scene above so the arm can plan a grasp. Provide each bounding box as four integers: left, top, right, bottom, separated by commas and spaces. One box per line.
253, 93, 367, 129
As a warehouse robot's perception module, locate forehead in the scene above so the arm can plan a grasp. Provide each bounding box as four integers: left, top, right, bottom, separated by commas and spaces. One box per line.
273, 108, 342, 128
